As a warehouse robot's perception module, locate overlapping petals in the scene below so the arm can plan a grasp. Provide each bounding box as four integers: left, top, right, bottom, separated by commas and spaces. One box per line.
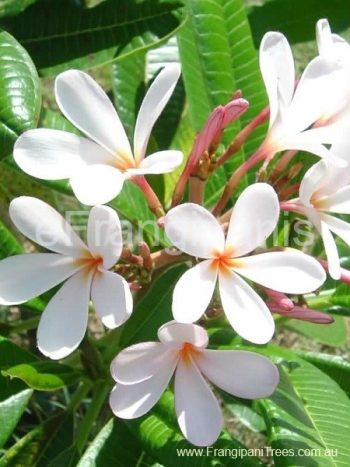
14, 65, 183, 205
0, 197, 133, 359
295, 135, 350, 279
164, 183, 326, 343
259, 29, 350, 166
109, 321, 279, 446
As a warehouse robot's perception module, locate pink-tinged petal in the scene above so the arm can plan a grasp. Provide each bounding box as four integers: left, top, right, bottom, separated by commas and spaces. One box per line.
109, 357, 177, 418
91, 271, 132, 328
165, 203, 225, 258
158, 321, 209, 349
14, 129, 114, 180
87, 206, 123, 268
10, 197, 88, 256
175, 356, 223, 446
127, 150, 183, 175
219, 270, 275, 344
55, 70, 133, 160
322, 213, 350, 247
70, 164, 125, 206
299, 161, 328, 207
226, 183, 279, 257
195, 349, 279, 399
172, 260, 217, 323
37, 269, 93, 359
321, 186, 350, 214
133, 64, 181, 162
110, 342, 177, 384
259, 32, 295, 126
320, 221, 340, 280
236, 251, 326, 294
0, 254, 79, 305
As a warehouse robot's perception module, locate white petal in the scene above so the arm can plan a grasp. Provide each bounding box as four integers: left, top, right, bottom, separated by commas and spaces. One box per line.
37, 270, 93, 359
236, 251, 326, 294
316, 19, 333, 56
320, 220, 340, 280
175, 356, 223, 446
110, 341, 176, 384
259, 32, 295, 126
10, 196, 87, 256
164, 203, 225, 258
127, 150, 183, 175
321, 186, 350, 214
226, 183, 279, 257
133, 64, 181, 162
109, 357, 177, 419
322, 213, 350, 246
219, 270, 275, 344
0, 254, 79, 305
87, 206, 123, 268
172, 261, 217, 323
91, 271, 132, 328
14, 129, 114, 180
55, 70, 133, 160
195, 350, 279, 399
158, 321, 209, 349
70, 164, 125, 206
288, 56, 346, 132
299, 161, 328, 206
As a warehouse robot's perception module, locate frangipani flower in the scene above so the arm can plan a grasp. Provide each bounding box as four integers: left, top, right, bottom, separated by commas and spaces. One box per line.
294, 136, 350, 279
164, 183, 326, 344
109, 321, 279, 446
259, 30, 349, 166
317, 19, 350, 67
0, 197, 132, 359
14, 65, 183, 206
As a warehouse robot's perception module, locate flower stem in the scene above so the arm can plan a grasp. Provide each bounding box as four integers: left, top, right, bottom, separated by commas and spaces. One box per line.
189, 177, 205, 205
132, 176, 165, 218
212, 146, 268, 216
151, 249, 189, 270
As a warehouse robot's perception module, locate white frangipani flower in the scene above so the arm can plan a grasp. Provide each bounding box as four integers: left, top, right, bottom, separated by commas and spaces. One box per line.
295, 135, 350, 280
109, 321, 279, 446
0, 197, 132, 359
164, 183, 326, 344
14, 65, 183, 206
259, 30, 349, 166
316, 18, 350, 66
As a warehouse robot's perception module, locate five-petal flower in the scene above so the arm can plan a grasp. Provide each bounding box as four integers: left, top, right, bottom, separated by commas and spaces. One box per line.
0, 197, 132, 359
164, 183, 326, 343
294, 136, 350, 279
109, 321, 279, 446
259, 30, 349, 166
14, 65, 183, 206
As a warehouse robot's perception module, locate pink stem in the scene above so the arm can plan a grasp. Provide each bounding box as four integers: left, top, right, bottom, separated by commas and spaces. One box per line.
132, 176, 164, 218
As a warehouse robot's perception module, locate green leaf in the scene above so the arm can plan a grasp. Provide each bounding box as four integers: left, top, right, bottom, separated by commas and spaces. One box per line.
0, 0, 36, 19
2, 0, 185, 77
248, 0, 350, 47
0, 388, 32, 449
283, 315, 347, 347
0, 29, 41, 157
177, 0, 267, 206
223, 395, 266, 433
0, 336, 82, 391
2, 361, 83, 391
295, 351, 350, 395
77, 418, 147, 467
238, 345, 350, 467
119, 264, 187, 347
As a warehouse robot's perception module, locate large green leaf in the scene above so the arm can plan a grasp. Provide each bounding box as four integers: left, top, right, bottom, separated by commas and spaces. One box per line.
177, 0, 267, 206
1, 0, 185, 77
244, 346, 350, 467
0, 29, 40, 158
0, 387, 32, 449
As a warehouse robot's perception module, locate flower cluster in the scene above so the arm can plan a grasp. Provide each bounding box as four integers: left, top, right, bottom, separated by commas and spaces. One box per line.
1, 18, 350, 446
